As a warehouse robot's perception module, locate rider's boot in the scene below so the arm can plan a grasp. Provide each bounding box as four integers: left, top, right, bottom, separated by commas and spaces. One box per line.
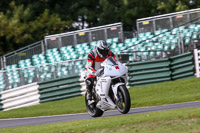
86, 89, 92, 100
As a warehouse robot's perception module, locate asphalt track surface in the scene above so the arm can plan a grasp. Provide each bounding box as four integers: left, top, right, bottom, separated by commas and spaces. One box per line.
0, 101, 200, 129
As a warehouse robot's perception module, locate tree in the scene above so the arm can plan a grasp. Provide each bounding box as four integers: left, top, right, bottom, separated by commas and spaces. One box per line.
0, 1, 72, 55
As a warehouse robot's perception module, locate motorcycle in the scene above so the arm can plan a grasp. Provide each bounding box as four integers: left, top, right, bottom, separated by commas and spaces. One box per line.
85, 57, 131, 117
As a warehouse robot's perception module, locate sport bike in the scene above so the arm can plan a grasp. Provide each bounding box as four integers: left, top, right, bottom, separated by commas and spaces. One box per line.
85, 57, 131, 117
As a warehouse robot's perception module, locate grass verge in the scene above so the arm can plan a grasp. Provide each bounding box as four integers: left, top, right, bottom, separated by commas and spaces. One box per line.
0, 108, 200, 133
0, 77, 200, 119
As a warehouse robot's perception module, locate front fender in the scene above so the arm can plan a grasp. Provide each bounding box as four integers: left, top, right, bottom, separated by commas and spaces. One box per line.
112, 82, 125, 101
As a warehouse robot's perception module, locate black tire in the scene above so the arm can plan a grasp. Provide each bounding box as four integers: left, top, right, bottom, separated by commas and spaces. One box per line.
116, 85, 131, 114
85, 92, 104, 117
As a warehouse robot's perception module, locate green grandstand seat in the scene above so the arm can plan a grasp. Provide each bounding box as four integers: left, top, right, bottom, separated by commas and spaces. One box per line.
178, 26, 185, 31
192, 32, 198, 39
138, 33, 145, 38
161, 36, 168, 41
147, 35, 154, 39
193, 26, 200, 32
111, 42, 118, 47
82, 43, 88, 47
171, 28, 178, 35
118, 43, 124, 48
184, 37, 190, 45
155, 30, 162, 35
185, 32, 192, 37
152, 37, 158, 42
131, 38, 137, 43
145, 32, 151, 37
106, 38, 113, 44
156, 51, 162, 57
170, 44, 176, 51
158, 34, 164, 39
141, 36, 148, 41
163, 45, 169, 51
171, 38, 178, 44
162, 29, 168, 33
75, 44, 82, 49
71, 54, 78, 59
149, 51, 155, 58
45, 73, 52, 80
157, 43, 164, 50
124, 38, 131, 44
164, 32, 171, 36
90, 41, 97, 47
165, 40, 171, 45
168, 35, 175, 40
60, 46, 67, 51
126, 42, 134, 47
113, 37, 119, 43
189, 24, 196, 30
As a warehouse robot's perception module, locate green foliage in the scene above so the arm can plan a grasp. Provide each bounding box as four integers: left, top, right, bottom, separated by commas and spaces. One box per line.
0, 1, 72, 55
0, 0, 200, 55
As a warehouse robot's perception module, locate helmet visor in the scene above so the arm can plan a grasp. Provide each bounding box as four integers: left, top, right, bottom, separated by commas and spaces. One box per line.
98, 47, 109, 58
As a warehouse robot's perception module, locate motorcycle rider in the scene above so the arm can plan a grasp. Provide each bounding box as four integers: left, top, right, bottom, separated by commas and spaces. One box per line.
85, 40, 116, 100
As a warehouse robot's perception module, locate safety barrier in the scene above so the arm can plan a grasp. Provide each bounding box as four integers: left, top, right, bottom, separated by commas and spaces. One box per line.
127, 59, 171, 86
79, 73, 86, 96
38, 75, 82, 103
0, 94, 2, 111
170, 52, 194, 80
127, 52, 195, 86
194, 49, 200, 77
0, 83, 40, 111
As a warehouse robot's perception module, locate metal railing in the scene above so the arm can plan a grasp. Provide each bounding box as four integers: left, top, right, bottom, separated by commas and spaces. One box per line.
44, 22, 123, 49
119, 51, 171, 63
0, 58, 87, 92
137, 8, 200, 33
0, 41, 45, 69
123, 16, 200, 60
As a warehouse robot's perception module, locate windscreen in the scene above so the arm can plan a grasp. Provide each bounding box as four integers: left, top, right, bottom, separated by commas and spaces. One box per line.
106, 57, 118, 66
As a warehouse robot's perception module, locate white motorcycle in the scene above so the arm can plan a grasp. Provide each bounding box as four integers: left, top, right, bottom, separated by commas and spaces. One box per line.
85, 57, 131, 117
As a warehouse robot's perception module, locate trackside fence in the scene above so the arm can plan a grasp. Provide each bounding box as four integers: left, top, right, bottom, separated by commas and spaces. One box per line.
127, 52, 195, 87
194, 49, 200, 77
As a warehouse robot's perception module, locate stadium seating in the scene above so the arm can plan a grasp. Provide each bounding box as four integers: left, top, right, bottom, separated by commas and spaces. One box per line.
1, 24, 200, 91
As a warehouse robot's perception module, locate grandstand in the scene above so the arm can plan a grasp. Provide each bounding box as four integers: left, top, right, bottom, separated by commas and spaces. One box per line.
0, 9, 200, 92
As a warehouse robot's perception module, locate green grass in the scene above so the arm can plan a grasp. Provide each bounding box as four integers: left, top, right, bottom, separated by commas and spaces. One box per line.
1, 108, 200, 133
0, 77, 200, 119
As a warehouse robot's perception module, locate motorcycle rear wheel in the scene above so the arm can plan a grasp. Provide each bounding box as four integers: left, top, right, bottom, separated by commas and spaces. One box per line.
116, 85, 131, 114
85, 92, 104, 117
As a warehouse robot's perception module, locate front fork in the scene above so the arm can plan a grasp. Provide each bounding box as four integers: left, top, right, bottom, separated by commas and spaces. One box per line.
112, 82, 125, 102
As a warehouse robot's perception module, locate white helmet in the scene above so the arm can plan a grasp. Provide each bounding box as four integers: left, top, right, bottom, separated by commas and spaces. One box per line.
96, 40, 110, 58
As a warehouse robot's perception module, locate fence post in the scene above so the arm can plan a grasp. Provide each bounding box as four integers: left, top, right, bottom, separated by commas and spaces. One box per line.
41, 41, 45, 53
104, 28, 108, 40
3, 56, 6, 69
194, 49, 200, 77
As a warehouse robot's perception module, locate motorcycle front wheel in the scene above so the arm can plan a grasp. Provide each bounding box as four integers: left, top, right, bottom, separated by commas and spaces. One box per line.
116, 85, 131, 114
85, 92, 104, 117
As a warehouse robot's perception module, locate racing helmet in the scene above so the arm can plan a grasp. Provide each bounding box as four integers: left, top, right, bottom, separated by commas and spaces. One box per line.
96, 40, 110, 58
